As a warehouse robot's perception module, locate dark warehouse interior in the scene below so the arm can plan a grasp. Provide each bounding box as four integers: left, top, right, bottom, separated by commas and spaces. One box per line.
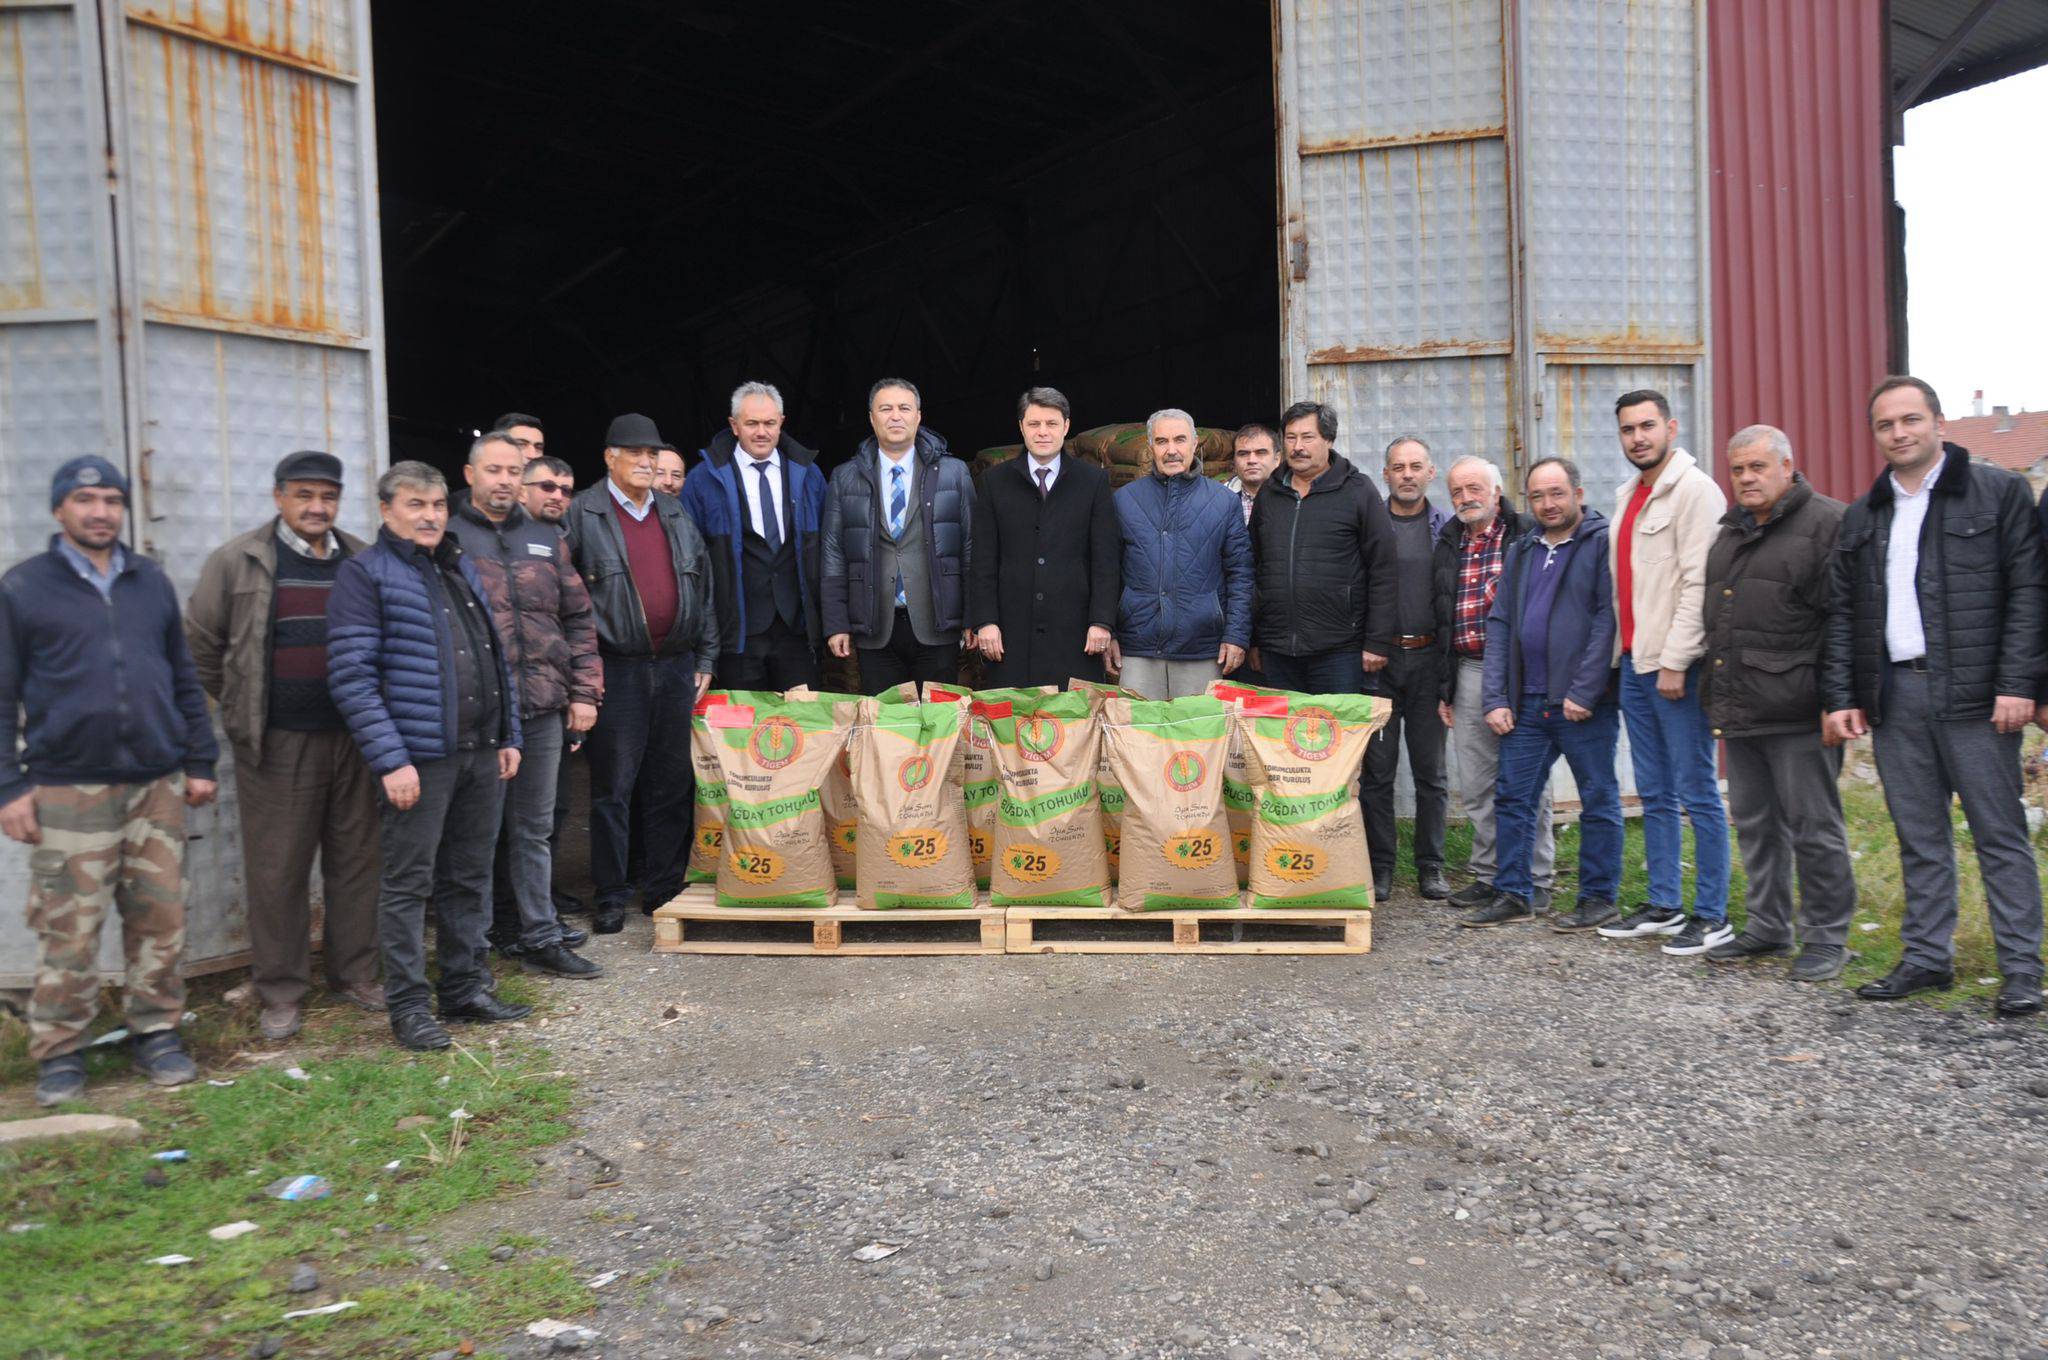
371, 1, 1281, 484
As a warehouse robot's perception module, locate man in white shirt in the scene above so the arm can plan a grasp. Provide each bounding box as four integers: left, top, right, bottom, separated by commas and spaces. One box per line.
1823, 376, 2047, 1018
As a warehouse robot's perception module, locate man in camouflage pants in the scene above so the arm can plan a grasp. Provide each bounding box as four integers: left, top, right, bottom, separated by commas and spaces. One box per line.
1, 456, 219, 1106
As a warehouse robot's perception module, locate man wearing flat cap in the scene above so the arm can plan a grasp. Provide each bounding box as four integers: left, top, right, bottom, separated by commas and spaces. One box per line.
563, 413, 719, 934
2, 456, 219, 1106
186, 451, 383, 1041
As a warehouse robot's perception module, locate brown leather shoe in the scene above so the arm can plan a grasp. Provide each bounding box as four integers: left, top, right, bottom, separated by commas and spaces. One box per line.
335, 981, 388, 1013
259, 1004, 302, 1040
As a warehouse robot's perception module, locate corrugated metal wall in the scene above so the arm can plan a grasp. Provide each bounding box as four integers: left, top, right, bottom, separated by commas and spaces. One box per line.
0, 0, 386, 986
1708, 0, 1890, 504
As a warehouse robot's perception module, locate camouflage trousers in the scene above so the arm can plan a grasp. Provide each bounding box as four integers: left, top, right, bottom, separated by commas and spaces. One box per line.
24, 776, 188, 1061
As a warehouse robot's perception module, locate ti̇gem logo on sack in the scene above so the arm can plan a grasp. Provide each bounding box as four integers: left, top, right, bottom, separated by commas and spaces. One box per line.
748, 717, 803, 770
1016, 714, 1064, 763
1283, 707, 1337, 762
897, 753, 935, 792
1163, 750, 1206, 791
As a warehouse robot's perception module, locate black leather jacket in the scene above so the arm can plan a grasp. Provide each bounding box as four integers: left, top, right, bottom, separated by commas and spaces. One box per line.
562, 482, 720, 664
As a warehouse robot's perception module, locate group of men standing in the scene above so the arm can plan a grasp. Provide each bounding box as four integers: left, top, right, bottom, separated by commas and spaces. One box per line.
6, 371, 2045, 1107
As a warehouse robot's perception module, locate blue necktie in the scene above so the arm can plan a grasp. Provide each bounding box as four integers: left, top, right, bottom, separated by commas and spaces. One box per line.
754, 461, 781, 551
889, 464, 908, 607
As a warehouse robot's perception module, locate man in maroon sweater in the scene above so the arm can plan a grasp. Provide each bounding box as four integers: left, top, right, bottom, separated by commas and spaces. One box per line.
562, 414, 718, 933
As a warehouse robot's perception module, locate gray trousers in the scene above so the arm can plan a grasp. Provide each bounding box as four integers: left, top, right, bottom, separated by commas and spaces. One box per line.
1451, 656, 1553, 889
487, 713, 565, 950
1723, 731, 1856, 949
233, 729, 381, 1008
1119, 656, 1222, 700
380, 748, 505, 1017
1872, 666, 2045, 979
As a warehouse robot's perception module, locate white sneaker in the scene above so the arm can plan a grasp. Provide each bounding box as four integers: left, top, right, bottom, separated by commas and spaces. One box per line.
1596, 905, 1687, 940
1662, 919, 1736, 956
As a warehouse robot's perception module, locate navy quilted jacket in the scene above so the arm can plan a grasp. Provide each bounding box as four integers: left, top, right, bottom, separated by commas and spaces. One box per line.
328, 528, 523, 775
1113, 469, 1254, 659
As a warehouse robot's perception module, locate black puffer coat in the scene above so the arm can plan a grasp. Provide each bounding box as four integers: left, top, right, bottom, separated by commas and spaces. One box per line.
1698, 475, 1842, 737
1822, 443, 2047, 722
1248, 455, 1397, 658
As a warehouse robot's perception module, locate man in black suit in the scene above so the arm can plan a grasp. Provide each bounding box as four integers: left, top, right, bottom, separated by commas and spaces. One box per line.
968, 387, 1120, 688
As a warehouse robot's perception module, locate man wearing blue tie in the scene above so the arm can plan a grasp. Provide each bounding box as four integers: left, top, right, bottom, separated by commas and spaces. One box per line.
820, 379, 977, 693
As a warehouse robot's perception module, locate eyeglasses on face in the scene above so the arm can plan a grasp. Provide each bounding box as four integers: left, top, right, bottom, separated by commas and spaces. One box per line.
524, 479, 572, 495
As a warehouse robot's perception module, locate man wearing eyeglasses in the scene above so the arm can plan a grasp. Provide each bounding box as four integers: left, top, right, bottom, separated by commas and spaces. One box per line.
563, 414, 719, 934
493, 412, 547, 464
520, 456, 588, 923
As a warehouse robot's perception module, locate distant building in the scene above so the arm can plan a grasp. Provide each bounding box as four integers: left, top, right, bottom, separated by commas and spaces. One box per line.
1950, 403, 2048, 498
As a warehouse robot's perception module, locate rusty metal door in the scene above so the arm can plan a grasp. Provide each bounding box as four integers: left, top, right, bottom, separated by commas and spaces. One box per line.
0, 0, 386, 986
1274, 0, 1521, 489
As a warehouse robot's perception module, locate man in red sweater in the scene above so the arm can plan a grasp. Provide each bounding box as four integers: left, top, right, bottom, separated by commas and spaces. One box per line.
562, 414, 719, 934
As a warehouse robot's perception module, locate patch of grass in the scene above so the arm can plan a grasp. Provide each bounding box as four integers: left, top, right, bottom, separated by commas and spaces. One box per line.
1396, 737, 2048, 1011
0, 967, 588, 1358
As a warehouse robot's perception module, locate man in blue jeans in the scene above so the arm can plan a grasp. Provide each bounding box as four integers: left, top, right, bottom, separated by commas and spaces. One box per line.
1462, 458, 1623, 930
1596, 390, 1733, 955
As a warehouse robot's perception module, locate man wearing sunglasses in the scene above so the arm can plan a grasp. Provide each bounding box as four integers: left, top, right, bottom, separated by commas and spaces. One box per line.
522, 458, 575, 524
563, 414, 719, 934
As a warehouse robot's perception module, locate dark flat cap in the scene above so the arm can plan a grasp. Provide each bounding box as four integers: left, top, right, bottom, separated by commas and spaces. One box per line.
605, 413, 664, 448
274, 450, 344, 486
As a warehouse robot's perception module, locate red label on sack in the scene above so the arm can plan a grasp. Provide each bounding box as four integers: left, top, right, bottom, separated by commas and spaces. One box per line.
693, 691, 731, 716
970, 700, 1013, 720
706, 705, 756, 728
1241, 695, 1289, 717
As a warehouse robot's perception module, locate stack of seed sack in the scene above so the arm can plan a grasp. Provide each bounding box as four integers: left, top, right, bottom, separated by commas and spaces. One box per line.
682, 680, 1385, 912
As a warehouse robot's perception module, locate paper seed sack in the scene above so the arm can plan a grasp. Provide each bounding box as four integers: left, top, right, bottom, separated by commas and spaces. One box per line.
929, 683, 1053, 887
1101, 696, 1239, 911
788, 685, 916, 888
979, 688, 1108, 906
1206, 679, 1291, 885
706, 694, 852, 907
686, 690, 734, 882
1235, 691, 1387, 909
848, 692, 975, 909
1066, 677, 1141, 874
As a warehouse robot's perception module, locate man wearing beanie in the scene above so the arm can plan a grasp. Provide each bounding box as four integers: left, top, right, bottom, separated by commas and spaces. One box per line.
1, 455, 219, 1106
186, 451, 382, 1041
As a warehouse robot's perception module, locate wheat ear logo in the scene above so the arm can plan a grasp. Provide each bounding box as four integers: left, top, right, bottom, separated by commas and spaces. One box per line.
1016, 714, 1063, 762
748, 717, 802, 769
1164, 750, 1206, 791
1283, 707, 1337, 762
897, 753, 935, 791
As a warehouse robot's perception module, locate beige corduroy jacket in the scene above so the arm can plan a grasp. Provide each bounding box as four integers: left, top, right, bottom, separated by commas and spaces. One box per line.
1609, 448, 1727, 674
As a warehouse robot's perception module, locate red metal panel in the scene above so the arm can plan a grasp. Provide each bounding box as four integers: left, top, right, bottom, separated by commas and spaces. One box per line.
1708, 0, 1892, 504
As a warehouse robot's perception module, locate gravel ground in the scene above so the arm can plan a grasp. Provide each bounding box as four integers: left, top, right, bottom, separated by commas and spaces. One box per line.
438, 887, 2048, 1360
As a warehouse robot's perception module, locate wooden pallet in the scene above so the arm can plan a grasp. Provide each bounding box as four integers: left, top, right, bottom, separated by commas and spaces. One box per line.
650, 885, 1006, 956
1003, 905, 1370, 955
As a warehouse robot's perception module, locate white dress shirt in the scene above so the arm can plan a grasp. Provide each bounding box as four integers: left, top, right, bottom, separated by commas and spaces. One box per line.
738, 449, 783, 539
1883, 456, 1943, 662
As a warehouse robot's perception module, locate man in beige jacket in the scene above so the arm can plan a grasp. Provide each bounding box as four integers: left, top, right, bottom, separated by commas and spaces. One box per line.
1593, 390, 1734, 957
185, 451, 383, 1040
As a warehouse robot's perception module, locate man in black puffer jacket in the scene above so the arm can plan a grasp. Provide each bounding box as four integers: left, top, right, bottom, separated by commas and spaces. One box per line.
1248, 401, 1397, 696
1823, 376, 2048, 1017
1699, 427, 1855, 983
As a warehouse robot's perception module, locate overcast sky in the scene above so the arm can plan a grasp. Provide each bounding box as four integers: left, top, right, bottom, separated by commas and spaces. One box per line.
1895, 65, 2048, 415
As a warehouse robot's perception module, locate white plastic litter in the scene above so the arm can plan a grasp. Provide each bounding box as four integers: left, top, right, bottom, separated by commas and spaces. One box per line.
208, 1220, 260, 1241
851, 1241, 905, 1262
283, 1067, 311, 1081
527, 1318, 596, 1340
585, 1269, 625, 1289
283, 1301, 357, 1320
147, 1254, 194, 1266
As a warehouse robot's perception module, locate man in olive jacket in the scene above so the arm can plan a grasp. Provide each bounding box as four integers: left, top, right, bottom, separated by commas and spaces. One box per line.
1698, 427, 1854, 982
185, 451, 380, 1041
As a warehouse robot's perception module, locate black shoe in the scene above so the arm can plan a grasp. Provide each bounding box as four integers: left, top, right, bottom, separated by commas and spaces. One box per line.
490, 939, 529, 962
440, 991, 534, 1024
1596, 904, 1687, 940
1549, 897, 1619, 932
552, 888, 587, 917
1448, 879, 1494, 909
391, 1011, 452, 1051
558, 924, 589, 949
131, 1031, 197, 1087
1856, 962, 1954, 1001
1417, 866, 1451, 900
1661, 918, 1736, 956
1790, 945, 1848, 982
1458, 893, 1535, 928
591, 904, 626, 934
519, 944, 604, 978
35, 1053, 86, 1107
1706, 931, 1794, 964
1995, 975, 2044, 1017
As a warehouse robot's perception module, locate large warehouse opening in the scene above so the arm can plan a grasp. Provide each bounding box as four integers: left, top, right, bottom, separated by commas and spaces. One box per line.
371, 2, 1280, 482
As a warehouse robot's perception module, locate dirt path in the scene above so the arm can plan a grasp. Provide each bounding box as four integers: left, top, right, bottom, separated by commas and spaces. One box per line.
444, 894, 2048, 1360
